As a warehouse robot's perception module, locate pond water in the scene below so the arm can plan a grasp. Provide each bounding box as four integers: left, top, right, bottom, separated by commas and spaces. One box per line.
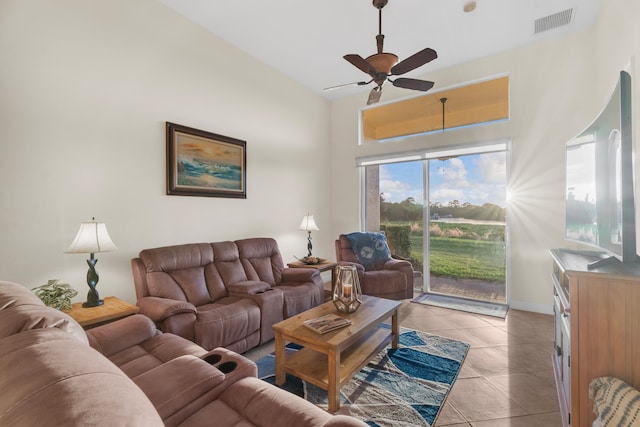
431, 218, 506, 226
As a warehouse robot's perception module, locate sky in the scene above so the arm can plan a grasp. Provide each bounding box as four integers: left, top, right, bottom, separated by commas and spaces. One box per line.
379, 152, 507, 207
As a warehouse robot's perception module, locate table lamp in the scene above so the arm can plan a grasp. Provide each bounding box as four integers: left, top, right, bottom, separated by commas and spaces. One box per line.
298, 213, 319, 257
66, 217, 118, 308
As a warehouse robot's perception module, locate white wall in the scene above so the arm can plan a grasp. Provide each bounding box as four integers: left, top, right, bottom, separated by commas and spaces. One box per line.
0, 0, 332, 303
329, 0, 640, 313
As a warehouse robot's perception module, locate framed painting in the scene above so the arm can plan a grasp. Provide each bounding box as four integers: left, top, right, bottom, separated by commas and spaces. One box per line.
166, 122, 246, 198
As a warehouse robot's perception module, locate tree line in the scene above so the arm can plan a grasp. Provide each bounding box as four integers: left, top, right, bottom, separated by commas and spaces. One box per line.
380, 195, 506, 222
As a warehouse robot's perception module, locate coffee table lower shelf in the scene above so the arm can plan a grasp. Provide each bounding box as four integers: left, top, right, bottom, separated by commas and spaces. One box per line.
282, 327, 392, 391
273, 296, 401, 413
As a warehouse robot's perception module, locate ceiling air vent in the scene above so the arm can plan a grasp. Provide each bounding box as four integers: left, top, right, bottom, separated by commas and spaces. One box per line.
534, 8, 573, 34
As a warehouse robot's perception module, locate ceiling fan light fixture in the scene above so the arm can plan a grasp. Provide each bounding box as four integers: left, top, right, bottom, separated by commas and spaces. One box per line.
365, 53, 399, 75
463, 1, 477, 13
373, 0, 388, 9
367, 86, 383, 105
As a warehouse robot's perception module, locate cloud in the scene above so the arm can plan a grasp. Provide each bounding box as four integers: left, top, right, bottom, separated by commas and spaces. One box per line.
431, 188, 465, 203
433, 154, 506, 207
476, 152, 506, 184
439, 157, 469, 188
379, 165, 423, 203
378, 152, 507, 207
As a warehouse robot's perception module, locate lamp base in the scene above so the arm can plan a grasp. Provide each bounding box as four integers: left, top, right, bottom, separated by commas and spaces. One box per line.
307, 231, 313, 257
83, 255, 103, 308
82, 299, 104, 308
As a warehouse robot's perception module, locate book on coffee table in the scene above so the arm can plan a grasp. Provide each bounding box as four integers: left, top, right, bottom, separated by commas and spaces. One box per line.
303, 313, 351, 334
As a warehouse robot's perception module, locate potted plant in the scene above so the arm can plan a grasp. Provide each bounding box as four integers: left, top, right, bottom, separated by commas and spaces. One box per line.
32, 279, 78, 310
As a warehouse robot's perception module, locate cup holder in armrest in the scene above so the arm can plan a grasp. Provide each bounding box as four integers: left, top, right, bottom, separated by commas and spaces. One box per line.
201, 352, 237, 373
203, 353, 222, 365
217, 361, 237, 374
200, 348, 256, 380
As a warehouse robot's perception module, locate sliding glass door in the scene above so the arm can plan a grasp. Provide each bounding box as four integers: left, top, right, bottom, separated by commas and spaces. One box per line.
365, 144, 508, 303
427, 152, 506, 303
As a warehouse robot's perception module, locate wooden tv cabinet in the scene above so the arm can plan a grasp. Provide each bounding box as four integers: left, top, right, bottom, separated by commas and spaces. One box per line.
550, 248, 640, 426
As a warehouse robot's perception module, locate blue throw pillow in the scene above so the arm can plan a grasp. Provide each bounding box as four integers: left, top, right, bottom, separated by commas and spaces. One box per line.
346, 232, 392, 270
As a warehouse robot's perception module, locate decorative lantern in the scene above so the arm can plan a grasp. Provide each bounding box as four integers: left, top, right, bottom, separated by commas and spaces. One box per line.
332, 265, 362, 313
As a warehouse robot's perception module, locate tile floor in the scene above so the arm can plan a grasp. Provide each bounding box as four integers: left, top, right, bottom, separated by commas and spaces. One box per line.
244, 297, 562, 427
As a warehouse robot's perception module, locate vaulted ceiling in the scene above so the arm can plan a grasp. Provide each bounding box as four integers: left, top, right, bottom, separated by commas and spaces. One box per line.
156, 0, 602, 100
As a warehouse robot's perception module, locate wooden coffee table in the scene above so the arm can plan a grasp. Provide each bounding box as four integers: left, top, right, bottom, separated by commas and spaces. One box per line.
272, 295, 401, 412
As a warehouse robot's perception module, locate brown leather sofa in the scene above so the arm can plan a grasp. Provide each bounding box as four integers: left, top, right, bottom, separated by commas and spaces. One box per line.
0, 280, 367, 427
335, 233, 414, 300
131, 237, 324, 353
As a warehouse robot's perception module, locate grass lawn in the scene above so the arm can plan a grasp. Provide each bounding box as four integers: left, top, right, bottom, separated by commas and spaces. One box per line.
428, 237, 505, 282
406, 225, 506, 283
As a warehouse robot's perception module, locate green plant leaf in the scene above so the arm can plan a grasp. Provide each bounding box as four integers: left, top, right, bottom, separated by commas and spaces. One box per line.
32, 280, 78, 310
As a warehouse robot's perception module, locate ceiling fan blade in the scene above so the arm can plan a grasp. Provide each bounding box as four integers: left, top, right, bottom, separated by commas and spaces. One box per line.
367, 86, 382, 105
323, 80, 372, 91
392, 78, 434, 92
344, 54, 377, 77
390, 48, 437, 76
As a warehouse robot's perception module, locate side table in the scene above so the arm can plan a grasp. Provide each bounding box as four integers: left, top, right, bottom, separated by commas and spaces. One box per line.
63, 296, 139, 329
287, 260, 338, 299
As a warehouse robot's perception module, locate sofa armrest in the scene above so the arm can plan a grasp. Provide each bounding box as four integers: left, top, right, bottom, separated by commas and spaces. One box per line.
137, 296, 197, 322
322, 416, 371, 427
227, 280, 270, 294
281, 267, 321, 283
133, 355, 225, 422
215, 377, 369, 427
200, 347, 258, 380
86, 314, 157, 356
383, 258, 412, 271
337, 261, 365, 272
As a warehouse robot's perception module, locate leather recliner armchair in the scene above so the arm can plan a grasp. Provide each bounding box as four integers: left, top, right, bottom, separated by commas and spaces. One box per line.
335, 232, 413, 300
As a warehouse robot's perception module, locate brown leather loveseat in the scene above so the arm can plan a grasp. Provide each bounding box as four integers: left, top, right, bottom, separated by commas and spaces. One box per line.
131, 237, 324, 353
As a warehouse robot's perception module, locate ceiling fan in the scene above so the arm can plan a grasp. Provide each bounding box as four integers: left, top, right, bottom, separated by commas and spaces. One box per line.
326, 0, 438, 105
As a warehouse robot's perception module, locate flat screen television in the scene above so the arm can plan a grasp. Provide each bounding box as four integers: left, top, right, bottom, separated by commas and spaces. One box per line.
565, 70, 637, 268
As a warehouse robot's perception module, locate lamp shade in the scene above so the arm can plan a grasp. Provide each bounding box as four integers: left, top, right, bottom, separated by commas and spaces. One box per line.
298, 214, 319, 231
66, 220, 118, 254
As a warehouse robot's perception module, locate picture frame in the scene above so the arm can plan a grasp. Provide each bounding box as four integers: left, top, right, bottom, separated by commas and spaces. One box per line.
166, 122, 246, 198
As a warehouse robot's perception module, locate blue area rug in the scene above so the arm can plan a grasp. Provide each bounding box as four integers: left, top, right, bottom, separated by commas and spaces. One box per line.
412, 293, 509, 318
257, 327, 469, 426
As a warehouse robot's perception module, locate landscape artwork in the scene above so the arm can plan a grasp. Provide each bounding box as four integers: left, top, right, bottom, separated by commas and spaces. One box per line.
166, 122, 246, 198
